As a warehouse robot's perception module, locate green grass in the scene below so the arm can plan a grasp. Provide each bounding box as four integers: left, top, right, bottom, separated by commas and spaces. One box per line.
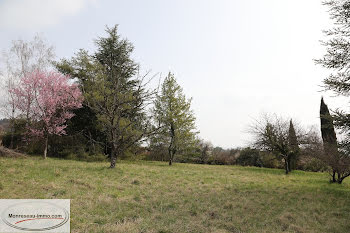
0, 157, 350, 233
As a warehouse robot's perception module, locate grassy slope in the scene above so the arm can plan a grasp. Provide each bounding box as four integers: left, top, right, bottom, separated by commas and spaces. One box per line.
0, 157, 349, 233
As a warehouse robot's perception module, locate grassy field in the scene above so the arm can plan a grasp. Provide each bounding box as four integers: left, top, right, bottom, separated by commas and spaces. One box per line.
0, 157, 350, 233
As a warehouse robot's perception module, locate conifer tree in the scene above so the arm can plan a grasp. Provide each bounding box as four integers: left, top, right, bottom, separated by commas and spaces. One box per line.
319, 98, 350, 183
288, 120, 299, 170
56, 25, 155, 168
152, 72, 198, 165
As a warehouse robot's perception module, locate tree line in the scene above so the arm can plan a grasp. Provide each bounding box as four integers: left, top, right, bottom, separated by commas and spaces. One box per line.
0, 26, 199, 168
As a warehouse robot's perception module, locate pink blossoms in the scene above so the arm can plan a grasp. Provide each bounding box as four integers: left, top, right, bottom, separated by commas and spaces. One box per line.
10, 70, 83, 158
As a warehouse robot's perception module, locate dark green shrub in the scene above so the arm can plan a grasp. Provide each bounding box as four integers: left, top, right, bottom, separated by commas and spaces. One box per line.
1, 119, 27, 150
236, 148, 263, 167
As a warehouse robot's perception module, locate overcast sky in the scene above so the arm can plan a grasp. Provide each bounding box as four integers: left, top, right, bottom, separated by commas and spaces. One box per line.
0, 0, 348, 148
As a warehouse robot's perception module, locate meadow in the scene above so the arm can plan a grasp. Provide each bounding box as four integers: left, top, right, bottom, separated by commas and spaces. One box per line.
0, 157, 349, 233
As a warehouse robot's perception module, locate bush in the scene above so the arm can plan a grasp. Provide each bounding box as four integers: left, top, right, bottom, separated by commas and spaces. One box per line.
301, 157, 328, 172
2, 132, 44, 155
260, 152, 280, 168
236, 148, 263, 167
25, 138, 45, 155
177, 153, 202, 164
1, 119, 27, 150
207, 152, 236, 165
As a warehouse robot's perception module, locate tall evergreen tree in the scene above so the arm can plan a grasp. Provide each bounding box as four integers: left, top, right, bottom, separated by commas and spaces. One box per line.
152, 72, 198, 165
56, 51, 108, 157
56, 25, 155, 168
320, 98, 338, 154
288, 120, 299, 170
319, 97, 350, 183
320, 97, 338, 182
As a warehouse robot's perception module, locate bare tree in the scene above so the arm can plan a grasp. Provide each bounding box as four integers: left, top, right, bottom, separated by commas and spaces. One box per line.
249, 114, 301, 174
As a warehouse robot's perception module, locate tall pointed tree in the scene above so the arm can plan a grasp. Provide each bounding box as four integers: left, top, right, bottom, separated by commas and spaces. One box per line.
288, 120, 299, 170
319, 97, 350, 183
320, 97, 339, 182
320, 98, 337, 155
152, 72, 198, 165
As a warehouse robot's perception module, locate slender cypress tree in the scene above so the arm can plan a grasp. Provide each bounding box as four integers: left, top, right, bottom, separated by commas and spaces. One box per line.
320, 98, 337, 149
319, 97, 350, 184
288, 120, 299, 170
320, 97, 340, 182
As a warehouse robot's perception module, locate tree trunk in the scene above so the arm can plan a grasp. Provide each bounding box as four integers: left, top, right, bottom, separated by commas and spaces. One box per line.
110, 144, 117, 168
287, 155, 293, 172
9, 118, 14, 149
168, 149, 174, 166
10, 129, 14, 149
10, 108, 15, 149
110, 155, 116, 168
331, 171, 336, 183
336, 172, 343, 184
43, 135, 48, 159
284, 158, 289, 174
168, 122, 176, 166
88, 131, 96, 153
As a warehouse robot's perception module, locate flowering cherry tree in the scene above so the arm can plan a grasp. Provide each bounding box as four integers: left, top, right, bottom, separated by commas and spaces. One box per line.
10, 70, 83, 158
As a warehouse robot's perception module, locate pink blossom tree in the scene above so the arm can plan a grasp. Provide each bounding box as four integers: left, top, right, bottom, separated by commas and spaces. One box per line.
10, 70, 83, 158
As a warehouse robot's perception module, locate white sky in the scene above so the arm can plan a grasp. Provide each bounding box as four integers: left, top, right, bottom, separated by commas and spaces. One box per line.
0, 0, 348, 148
